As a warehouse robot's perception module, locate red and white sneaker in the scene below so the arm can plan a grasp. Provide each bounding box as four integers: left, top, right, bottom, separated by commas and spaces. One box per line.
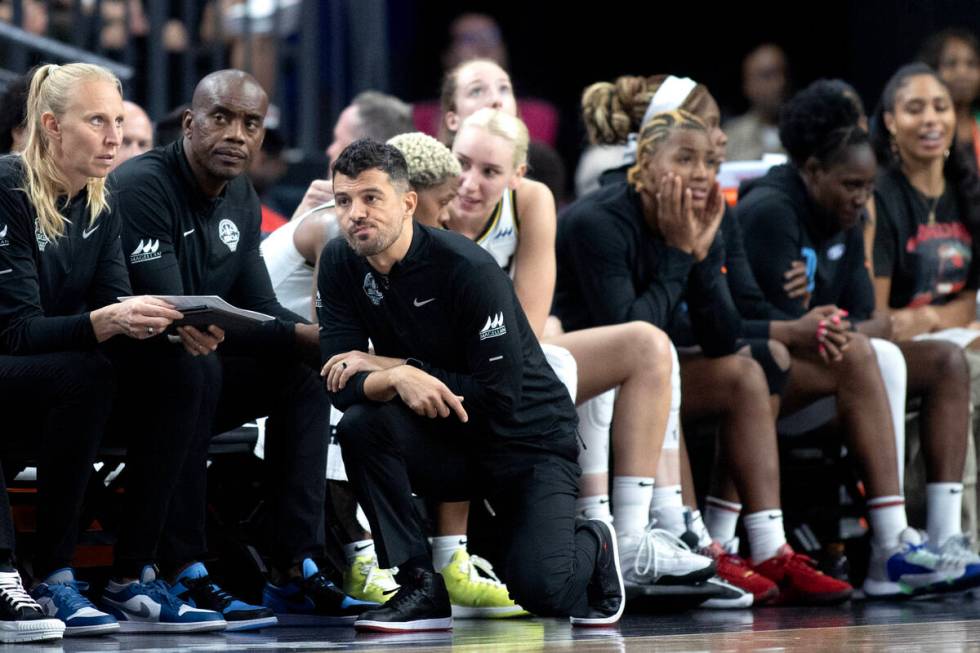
701, 541, 778, 606
752, 544, 853, 606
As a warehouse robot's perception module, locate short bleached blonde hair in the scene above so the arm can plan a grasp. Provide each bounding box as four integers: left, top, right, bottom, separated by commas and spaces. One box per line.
387, 131, 461, 189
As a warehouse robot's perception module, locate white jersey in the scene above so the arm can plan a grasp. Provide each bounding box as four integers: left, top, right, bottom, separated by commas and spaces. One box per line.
260, 206, 339, 320
475, 189, 519, 275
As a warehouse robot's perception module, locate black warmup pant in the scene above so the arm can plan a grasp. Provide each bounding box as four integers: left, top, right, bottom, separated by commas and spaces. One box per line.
158, 349, 329, 574
0, 350, 115, 577
336, 402, 596, 618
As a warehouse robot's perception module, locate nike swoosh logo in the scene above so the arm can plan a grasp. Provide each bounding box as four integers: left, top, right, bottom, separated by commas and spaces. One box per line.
130, 603, 152, 619
0, 269, 11, 275
354, 543, 372, 552
413, 297, 436, 307
768, 514, 781, 519
638, 481, 654, 487
458, 539, 467, 546
183, 228, 196, 237
82, 224, 100, 239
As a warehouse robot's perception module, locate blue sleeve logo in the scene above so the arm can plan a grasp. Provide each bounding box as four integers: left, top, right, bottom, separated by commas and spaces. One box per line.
800, 247, 817, 293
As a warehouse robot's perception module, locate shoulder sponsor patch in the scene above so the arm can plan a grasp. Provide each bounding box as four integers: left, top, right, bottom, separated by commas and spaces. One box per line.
479, 312, 506, 340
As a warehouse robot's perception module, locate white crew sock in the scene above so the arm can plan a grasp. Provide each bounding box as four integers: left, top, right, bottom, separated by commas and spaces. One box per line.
651, 484, 683, 511
927, 482, 963, 547
867, 495, 908, 549
343, 539, 376, 564
649, 484, 685, 534
705, 496, 743, 544
577, 494, 612, 523
612, 476, 654, 534
744, 510, 788, 564
431, 535, 466, 571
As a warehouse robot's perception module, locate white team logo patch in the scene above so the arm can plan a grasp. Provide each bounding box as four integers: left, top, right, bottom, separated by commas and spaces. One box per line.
130, 239, 161, 264
315, 290, 323, 309
219, 219, 240, 252
479, 312, 506, 340
363, 273, 383, 305
35, 219, 49, 252
0, 223, 8, 248
827, 243, 846, 261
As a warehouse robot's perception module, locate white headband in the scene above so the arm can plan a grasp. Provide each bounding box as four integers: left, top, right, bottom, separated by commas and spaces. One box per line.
623, 75, 699, 165
641, 75, 698, 126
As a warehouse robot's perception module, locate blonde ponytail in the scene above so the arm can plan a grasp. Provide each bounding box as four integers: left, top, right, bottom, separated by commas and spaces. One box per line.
20, 63, 122, 240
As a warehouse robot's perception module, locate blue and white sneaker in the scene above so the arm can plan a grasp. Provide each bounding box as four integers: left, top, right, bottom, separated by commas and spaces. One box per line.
170, 562, 277, 632
863, 527, 980, 598
101, 565, 226, 633
262, 558, 376, 626
32, 568, 119, 636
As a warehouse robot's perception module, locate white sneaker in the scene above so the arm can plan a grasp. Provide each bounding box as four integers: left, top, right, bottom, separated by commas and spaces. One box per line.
617, 524, 715, 586
863, 528, 980, 598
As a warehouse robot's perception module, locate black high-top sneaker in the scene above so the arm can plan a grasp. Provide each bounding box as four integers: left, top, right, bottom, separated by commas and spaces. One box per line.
0, 570, 65, 643
570, 518, 625, 627
354, 568, 452, 632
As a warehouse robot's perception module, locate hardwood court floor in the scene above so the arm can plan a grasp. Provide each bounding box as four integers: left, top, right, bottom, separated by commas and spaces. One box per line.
29, 593, 980, 652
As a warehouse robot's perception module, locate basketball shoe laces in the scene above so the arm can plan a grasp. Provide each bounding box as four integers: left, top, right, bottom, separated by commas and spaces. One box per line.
0, 573, 38, 612
632, 525, 693, 579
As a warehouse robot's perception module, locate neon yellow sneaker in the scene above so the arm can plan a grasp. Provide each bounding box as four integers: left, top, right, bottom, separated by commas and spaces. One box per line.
343, 554, 398, 605
441, 549, 529, 618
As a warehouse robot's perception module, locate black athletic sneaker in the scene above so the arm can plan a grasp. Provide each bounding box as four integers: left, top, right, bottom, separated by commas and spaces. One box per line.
263, 559, 376, 626
570, 518, 625, 627
171, 562, 277, 631
354, 568, 453, 632
0, 570, 65, 643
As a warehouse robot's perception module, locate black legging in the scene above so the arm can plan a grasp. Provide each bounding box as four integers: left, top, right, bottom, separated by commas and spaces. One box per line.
336, 401, 596, 618
0, 350, 115, 578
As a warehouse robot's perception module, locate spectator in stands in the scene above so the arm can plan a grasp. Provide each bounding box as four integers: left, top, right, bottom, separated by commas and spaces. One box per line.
0, 62, 215, 639
110, 68, 373, 630
154, 104, 188, 147
724, 44, 789, 161
411, 13, 559, 149
0, 75, 28, 154
436, 58, 566, 199
287, 92, 414, 225
739, 78, 980, 598
109, 100, 152, 172
920, 29, 980, 170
